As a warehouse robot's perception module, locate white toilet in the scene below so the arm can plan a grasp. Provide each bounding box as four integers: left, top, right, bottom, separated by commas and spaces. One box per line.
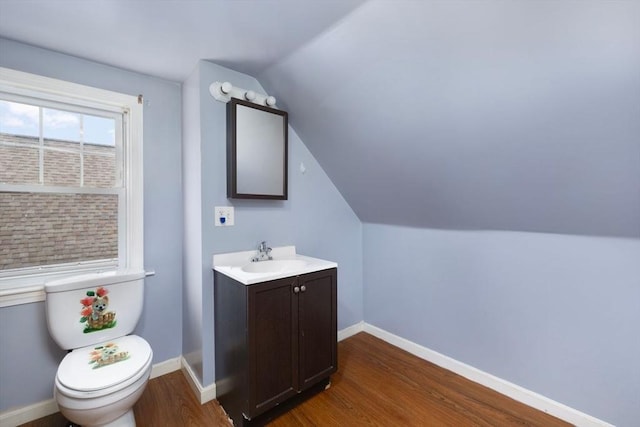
45, 270, 153, 427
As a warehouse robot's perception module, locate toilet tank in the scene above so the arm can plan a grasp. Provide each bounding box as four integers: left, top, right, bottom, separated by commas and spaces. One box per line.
45, 270, 146, 350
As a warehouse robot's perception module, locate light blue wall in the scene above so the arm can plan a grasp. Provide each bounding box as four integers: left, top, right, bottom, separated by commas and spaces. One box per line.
363, 223, 640, 426
0, 302, 66, 410
182, 60, 363, 386
0, 38, 183, 412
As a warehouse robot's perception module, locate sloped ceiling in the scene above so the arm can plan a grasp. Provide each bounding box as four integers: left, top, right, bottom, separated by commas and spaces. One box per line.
1, 0, 638, 238
258, 1, 640, 238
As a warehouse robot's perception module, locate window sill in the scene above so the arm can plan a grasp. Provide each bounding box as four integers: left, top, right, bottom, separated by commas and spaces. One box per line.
0, 260, 119, 306
0, 285, 45, 307
0, 269, 155, 308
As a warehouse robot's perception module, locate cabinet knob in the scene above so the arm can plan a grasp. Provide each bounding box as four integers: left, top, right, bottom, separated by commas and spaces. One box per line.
293, 286, 300, 294
300, 285, 307, 292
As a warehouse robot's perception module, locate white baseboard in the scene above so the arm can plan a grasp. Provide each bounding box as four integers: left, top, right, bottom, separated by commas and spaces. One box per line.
150, 356, 182, 379
0, 398, 58, 427
338, 321, 364, 341
362, 323, 613, 427
180, 357, 217, 405
0, 356, 185, 427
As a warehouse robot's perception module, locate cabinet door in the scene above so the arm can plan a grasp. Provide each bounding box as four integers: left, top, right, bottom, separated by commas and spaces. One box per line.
298, 268, 337, 391
247, 276, 299, 418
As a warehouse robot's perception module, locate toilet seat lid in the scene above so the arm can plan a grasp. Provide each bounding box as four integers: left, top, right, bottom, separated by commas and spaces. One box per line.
57, 335, 152, 392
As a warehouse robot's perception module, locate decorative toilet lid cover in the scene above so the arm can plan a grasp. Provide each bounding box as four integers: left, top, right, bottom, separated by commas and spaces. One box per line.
57, 335, 152, 392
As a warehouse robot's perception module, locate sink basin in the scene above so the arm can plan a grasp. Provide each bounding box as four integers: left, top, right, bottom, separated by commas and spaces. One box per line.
213, 246, 337, 285
241, 259, 308, 274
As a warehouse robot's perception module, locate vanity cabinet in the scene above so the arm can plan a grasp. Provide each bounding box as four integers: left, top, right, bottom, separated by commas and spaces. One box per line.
214, 268, 337, 426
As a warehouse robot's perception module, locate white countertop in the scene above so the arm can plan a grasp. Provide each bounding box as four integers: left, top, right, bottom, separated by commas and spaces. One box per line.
212, 246, 337, 285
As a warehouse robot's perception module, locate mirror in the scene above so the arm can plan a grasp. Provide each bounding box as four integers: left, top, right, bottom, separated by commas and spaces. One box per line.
227, 98, 288, 199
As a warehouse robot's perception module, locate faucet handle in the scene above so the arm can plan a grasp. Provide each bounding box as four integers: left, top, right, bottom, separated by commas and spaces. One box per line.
254, 241, 272, 261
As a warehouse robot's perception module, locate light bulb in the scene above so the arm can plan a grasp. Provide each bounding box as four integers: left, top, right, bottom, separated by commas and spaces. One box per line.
220, 82, 233, 94
266, 96, 276, 106
245, 90, 256, 101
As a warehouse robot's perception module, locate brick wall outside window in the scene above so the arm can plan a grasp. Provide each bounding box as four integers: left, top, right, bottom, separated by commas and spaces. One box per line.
0, 133, 118, 270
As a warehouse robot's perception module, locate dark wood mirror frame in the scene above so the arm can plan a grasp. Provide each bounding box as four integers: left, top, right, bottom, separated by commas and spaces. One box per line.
227, 98, 288, 200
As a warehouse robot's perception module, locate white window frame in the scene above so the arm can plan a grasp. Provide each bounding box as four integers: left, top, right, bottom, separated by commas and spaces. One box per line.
0, 67, 143, 306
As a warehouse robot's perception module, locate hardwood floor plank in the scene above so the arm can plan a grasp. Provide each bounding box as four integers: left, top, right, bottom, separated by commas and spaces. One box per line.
18, 370, 230, 427
20, 332, 570, 427
268, 333, 570, 427
131, 367, 229, 426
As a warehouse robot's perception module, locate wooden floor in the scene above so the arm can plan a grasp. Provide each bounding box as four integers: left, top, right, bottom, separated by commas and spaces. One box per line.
21, 332, 570, 427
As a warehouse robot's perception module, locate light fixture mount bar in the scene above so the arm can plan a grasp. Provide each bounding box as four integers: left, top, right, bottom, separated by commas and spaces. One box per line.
209, 81, 277, 107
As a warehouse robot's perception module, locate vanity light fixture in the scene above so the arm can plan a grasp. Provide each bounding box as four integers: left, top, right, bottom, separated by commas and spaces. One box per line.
220, 81, 233, 94
209, 81, 276, 107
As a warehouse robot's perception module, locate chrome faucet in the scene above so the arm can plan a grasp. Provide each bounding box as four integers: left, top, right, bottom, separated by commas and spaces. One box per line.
251, 241, 273, 262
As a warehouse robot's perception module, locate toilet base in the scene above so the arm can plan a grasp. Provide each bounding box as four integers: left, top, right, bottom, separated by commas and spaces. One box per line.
63, 409, 136, 427
100, 409, 135, 427
60, 403, 138, 427
60, 403, 139, 427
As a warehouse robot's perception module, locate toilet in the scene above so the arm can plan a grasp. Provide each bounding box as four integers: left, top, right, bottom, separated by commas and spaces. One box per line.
45, 270, 153, 427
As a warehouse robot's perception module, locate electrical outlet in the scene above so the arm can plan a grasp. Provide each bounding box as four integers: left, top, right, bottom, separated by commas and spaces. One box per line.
215, 206, 234, 226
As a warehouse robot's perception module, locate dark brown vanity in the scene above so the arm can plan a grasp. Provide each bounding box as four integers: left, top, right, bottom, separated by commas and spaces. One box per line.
213, 255, 337, 426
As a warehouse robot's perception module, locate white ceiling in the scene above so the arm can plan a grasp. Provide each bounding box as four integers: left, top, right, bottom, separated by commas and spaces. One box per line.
1, 0, 638, 237
0, 0, 365, 81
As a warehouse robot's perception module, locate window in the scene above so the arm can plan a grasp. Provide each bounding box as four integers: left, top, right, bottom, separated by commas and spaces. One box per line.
0, 68, 143, 302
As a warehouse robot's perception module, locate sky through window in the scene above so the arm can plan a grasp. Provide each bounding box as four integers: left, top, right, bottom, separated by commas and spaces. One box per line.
0, 100, 115, 145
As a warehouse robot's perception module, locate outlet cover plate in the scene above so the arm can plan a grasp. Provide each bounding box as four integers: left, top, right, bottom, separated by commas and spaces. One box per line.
215, 206, 234, 226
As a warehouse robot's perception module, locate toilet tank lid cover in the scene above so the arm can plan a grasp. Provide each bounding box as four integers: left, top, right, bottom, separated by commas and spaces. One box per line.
57, 335, 152, 392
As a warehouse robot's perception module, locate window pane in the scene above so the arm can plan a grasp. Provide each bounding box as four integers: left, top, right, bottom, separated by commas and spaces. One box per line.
0, 142, 39, 184
0, 100, 39, 137
44, 147, 81, 186
0, 100, 41, 185
83, 115, 115, 146
84, 146, 116, 187
84, 115, 116, 187
0, 192, 118, 270
43, 107, 81, 142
